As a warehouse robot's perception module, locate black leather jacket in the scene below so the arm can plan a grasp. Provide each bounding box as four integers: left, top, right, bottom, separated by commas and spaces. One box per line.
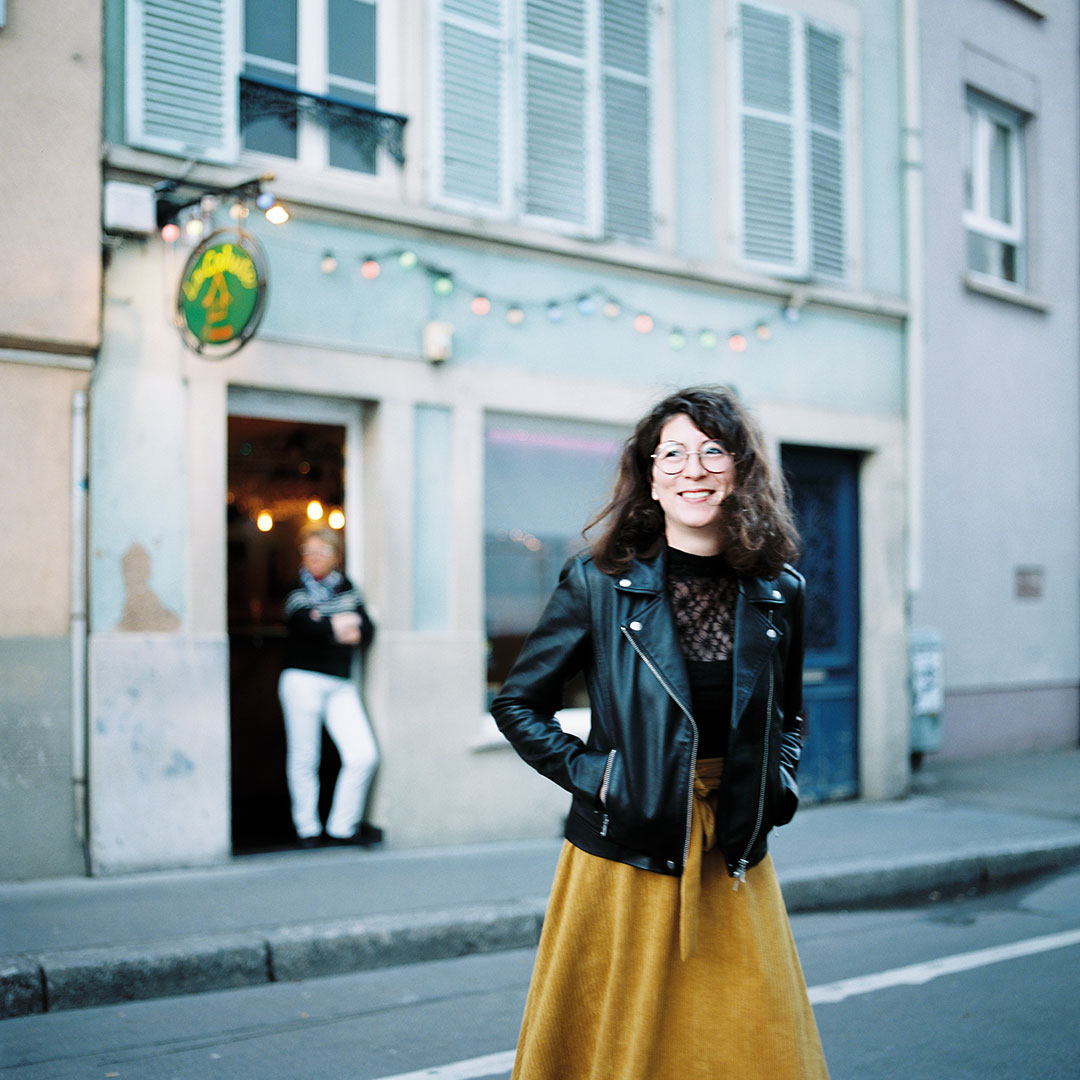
491, 546, 806, 882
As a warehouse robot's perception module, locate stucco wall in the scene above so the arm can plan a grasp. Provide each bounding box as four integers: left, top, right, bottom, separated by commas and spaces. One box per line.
915, 0, 1080, 756
0, 362, 90, 879
0, 1, 102, 353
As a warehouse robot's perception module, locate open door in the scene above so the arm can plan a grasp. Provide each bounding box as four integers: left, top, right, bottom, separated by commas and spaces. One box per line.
226, 415, 349, 852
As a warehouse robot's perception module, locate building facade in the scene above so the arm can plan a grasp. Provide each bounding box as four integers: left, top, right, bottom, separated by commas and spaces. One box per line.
0, 0, 101, 879
914, 0, 1080, 759
6, 0, 917, 878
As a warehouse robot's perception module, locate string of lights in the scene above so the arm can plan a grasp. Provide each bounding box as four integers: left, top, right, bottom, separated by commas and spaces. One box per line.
318, 247, 805, 353
155, 174, 290, 244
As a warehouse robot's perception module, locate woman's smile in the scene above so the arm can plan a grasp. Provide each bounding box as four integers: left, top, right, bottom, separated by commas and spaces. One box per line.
651, 414, 735, 553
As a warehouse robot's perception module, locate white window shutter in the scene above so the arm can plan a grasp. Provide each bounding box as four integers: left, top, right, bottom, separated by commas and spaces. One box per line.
438, 2, 507, 209
602, 0, 651, 241
523, 1, 587, 226
739, 3, 796, 269
126, 0, 239, 163
806, 24, 845, 278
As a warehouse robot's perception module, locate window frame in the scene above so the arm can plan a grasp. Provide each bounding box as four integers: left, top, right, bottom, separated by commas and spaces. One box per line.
239, 0, 396, 186
963, 90, 1027, 289
429, 0, 660, 245
727, 0, 855, 284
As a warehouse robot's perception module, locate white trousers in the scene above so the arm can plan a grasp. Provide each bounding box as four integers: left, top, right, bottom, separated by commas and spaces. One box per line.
278, 667, 379, 840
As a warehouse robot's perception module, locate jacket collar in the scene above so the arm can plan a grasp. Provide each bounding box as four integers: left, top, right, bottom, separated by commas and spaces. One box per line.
611, 545, 784, 605
613, 545, 785, 730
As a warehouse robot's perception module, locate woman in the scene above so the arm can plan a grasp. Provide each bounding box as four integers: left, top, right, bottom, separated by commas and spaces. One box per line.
279, 525, 382, 849
491, 386, 828, 1078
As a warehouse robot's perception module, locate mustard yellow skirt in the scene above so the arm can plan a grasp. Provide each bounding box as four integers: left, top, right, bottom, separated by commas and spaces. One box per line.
512, 761, 829, 1080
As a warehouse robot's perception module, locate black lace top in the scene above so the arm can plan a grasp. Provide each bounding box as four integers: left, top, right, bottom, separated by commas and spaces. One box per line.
667, 546, 737, 757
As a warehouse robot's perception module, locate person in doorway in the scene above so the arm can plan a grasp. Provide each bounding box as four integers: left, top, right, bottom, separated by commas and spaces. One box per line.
279, 525, 382, 849
492, 386, 828, 1078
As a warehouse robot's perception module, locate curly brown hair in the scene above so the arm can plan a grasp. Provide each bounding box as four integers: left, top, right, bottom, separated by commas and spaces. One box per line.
586, 386, 800, 578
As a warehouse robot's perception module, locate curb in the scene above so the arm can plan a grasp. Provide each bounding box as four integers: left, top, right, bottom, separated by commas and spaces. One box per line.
0, 898, 548, 1020
3, 840, 1079, 1020
778, 834, 1080, 912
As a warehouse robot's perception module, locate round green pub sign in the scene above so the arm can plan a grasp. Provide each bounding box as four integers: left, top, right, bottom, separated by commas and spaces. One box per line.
176, 230, 267, 357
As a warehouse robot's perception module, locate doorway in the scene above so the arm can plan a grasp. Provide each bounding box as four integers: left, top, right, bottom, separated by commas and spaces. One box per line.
227, 414, 351, 851
781, 445, 861, 802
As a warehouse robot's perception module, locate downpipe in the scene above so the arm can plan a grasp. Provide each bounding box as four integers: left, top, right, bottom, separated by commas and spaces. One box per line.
71, 388, 90, 873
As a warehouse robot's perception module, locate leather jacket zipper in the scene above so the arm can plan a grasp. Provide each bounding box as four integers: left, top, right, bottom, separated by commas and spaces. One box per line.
599, 748, 617, 837
620, 625, 699, 871
731, 662, 775, 890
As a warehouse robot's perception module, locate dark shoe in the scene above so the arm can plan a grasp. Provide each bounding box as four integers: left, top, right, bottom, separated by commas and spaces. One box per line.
297, 835, 323, 850
357, 821, 384, 845
324, 822, 384, 847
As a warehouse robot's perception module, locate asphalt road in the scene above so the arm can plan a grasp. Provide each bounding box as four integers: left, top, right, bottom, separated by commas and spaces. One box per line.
3, 867, 1079, 1079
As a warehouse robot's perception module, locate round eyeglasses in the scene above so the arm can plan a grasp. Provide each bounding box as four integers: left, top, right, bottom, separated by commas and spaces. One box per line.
651, 440, 734, 475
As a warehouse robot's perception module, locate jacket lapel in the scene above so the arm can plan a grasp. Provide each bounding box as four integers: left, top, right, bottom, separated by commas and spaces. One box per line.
731, 575, 785, 729
614, 550, 694, 717
615, 551, 785, 731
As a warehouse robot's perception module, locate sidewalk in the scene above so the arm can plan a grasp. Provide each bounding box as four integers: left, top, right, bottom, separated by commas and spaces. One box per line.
3, 746, 1079, 1019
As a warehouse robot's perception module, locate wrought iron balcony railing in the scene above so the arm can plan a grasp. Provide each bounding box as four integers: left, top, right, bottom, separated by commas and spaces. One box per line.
239, 74, 407, 166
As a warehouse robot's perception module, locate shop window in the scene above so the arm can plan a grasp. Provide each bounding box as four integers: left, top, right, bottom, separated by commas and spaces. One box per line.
964, 91, 1027, 287
484, 413, 626, 706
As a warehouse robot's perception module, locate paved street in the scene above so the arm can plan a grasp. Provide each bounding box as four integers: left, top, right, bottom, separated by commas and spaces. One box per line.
3, 866, 1078, 1079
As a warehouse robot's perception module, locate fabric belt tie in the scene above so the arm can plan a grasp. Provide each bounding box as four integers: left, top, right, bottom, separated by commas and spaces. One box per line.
679, 757, 725, 962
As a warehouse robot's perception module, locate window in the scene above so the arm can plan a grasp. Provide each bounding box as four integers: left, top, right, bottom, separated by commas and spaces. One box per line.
484, 414, 625, 705
734, 3, 848, 281
243, 0, 379, 174
433, 0, 654, 243
124, 0, 394, 172
964, 92, 1026, 287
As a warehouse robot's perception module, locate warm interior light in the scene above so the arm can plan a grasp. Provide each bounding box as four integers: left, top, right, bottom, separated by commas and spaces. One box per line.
327, 508, 345, 529
256, 511, 273, 532
264, 202, 289, 225
306, 499, 324, 521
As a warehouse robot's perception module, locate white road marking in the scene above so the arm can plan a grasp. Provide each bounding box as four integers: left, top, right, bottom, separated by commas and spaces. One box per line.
807, 926, 1080, 1004
367, 1051, 516, 1080
367, 928, 1080, 1080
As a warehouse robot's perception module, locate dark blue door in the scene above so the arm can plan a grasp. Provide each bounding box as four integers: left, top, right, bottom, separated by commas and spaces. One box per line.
781, 446, 860, 801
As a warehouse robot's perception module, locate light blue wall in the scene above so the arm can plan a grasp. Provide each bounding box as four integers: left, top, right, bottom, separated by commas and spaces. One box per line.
672, 2, 718, 262
90, 241, 189, 632
247, 214, 904, 418
413, 404, 452, 631
859, 0, 905, 297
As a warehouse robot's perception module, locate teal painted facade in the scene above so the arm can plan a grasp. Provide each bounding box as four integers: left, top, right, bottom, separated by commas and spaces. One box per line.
85, 0, 913, 872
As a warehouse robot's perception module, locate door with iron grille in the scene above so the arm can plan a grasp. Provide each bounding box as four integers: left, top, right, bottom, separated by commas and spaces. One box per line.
781, 446, 860, 801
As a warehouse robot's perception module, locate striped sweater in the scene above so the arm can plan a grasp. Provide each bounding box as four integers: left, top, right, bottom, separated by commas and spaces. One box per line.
282, 575, 375, 678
